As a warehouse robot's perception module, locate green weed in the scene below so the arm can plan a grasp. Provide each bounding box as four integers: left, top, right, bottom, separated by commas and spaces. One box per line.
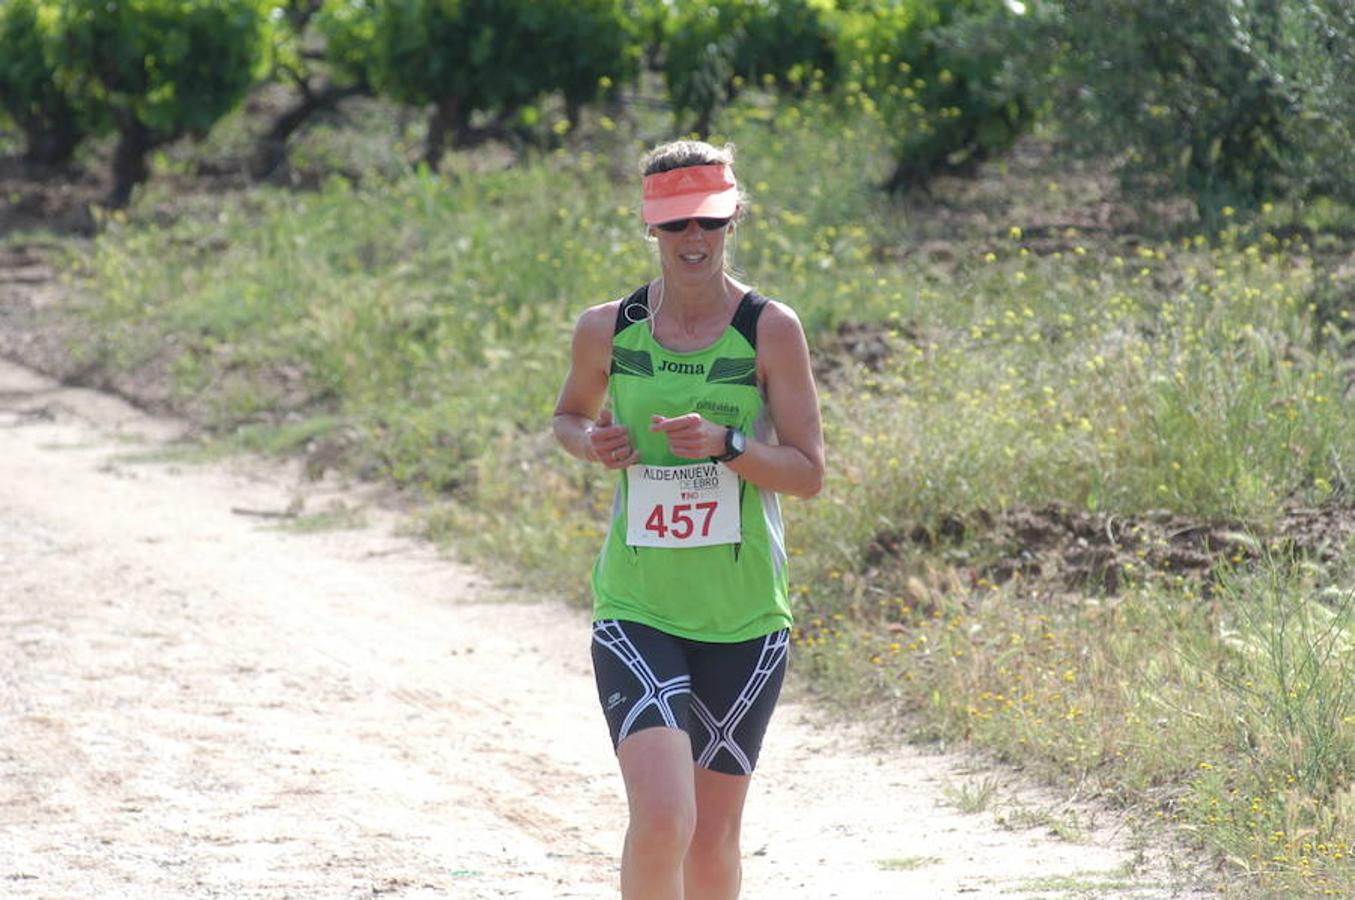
943, 775, 1001, 814
876, 855, 942, 871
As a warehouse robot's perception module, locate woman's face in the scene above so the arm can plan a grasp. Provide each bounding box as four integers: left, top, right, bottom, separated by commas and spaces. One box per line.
651, 215, 733, 288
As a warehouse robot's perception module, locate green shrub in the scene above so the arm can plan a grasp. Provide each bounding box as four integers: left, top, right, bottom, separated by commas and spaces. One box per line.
992, 0, 1355, 226
1029, 0, 1300, 227
835, 0, 1032, 193
369, 0, 537, 132
249, 0, 378, 177
529, 0, 639, 130
369, 0, 636, 168
57, 0, 270, 205
664, 0, 838, 136
0, 0, 85, 164
311, 0, 379, 87
1252, 0, 1355, 209
624, 0, 671, 69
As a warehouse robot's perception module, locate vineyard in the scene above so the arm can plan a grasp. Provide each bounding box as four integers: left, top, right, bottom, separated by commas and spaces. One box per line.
4, 1, 1355, 896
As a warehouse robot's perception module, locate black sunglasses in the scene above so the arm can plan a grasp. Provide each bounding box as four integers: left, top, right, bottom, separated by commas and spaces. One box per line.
653, 216, 733, 233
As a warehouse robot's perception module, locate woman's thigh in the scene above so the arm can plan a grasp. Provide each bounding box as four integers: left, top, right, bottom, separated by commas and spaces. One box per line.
686, 629, 789, 776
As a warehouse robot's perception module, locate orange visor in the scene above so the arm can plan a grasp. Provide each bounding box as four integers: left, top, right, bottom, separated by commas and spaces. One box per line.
642, 164, 739, 225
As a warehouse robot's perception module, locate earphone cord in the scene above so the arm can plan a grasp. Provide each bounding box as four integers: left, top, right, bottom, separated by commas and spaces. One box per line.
622, 275, 664, 329
646, 277, 665, 337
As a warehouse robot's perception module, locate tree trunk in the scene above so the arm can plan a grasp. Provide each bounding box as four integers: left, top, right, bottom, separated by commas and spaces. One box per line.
565, 97, 583, 135
250, 83, 368, 179
883, 156, 930, 196
424, 95, 463, 172
691, 108, 713, 141
107, 118, 161, 209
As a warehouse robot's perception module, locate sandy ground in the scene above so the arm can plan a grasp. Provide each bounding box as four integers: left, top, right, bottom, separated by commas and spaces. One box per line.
0, 356, 1213, 899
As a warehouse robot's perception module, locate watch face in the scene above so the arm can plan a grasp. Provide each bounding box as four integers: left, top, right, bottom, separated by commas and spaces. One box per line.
728, 428, 746, 455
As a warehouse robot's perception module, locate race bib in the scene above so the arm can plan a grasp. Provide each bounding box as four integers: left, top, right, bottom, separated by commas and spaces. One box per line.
625, 462, 741, 548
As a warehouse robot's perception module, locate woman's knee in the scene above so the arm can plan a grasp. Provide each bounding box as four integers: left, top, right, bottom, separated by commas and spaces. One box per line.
628, 798, 697, 858
618, 727, 698, 856
688, 812, 740, 862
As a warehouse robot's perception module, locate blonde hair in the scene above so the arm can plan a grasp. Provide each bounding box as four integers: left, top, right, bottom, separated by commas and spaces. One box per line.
639, 139, 736, 176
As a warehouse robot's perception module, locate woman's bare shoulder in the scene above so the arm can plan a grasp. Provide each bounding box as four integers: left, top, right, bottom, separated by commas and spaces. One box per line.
755, 298, 809, 348
573, 298, 622, 337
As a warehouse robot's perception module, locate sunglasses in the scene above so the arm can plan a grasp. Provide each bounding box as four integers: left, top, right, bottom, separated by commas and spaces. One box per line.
653, 216, 733, 233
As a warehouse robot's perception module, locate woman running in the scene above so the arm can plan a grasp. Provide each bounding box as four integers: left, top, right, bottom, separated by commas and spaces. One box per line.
552, 139, 824, 899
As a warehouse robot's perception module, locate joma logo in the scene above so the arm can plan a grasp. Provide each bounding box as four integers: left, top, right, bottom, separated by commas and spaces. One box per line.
658, 360, 706, 375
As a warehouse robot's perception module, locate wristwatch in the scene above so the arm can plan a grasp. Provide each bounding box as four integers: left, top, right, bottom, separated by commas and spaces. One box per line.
713, 427, 747, 463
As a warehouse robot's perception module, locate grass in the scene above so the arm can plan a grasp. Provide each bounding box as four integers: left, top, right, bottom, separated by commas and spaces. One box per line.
943, 775, 1001, 814
270, 503, 367, 534
24, 84, 1355, 896
1014, 864, 1146, 896
110, 442, 238, 466
997, 806, 1085, 843
876, 855, 942, 871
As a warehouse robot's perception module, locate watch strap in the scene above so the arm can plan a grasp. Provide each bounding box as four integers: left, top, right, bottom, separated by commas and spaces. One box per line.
712, 427, 746, 463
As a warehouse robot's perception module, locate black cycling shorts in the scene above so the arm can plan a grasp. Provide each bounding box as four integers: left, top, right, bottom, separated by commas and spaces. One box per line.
590, 619, 789, 776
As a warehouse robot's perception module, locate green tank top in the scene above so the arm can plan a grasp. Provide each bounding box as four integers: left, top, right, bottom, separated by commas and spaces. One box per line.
590, 284, 792, 642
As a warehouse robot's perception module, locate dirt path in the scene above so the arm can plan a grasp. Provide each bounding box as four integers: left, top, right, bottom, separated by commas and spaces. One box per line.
0, 357, 1210, 898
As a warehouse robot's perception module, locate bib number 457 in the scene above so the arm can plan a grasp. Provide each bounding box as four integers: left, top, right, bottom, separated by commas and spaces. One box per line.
625, 462, 741, 548
644, 501, 718, 540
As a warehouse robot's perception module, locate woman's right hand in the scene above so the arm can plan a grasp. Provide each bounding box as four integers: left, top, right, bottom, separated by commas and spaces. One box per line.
551, 300, 641, 469
588, 408, 638, 469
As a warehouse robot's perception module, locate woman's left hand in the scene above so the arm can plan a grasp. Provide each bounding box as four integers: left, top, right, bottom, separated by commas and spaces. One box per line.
649, 413, 725, 460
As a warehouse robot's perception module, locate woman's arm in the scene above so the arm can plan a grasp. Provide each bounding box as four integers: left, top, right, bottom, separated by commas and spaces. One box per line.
552, 303, 638, 470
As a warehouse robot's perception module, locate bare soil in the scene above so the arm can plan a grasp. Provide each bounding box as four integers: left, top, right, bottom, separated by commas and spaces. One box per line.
0, 154, 106, 240
864, 501, 1355, 601
0, 363, 1219, 898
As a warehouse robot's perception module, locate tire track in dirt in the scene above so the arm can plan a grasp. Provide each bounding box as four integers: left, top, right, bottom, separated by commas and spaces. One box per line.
0, 357, 1213, 898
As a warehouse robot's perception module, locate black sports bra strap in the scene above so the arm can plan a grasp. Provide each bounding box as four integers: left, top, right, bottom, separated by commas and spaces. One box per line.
730, 290, 769, 349
614, 284, 651, 334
